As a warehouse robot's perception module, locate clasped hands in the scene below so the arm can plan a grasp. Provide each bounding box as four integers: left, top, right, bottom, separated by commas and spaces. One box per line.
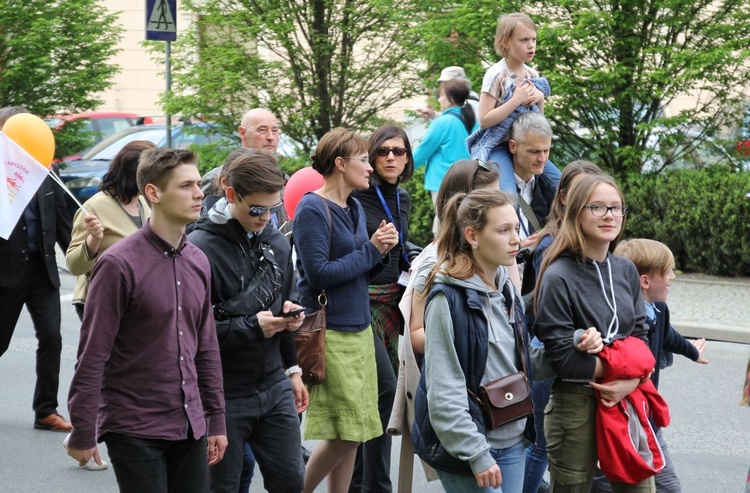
370, 220, 399, 255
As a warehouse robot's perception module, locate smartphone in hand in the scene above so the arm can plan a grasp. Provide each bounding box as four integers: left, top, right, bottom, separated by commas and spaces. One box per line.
282, 307, 305, 317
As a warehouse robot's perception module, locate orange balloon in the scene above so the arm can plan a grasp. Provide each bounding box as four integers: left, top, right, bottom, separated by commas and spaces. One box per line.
2, 113, 56, 167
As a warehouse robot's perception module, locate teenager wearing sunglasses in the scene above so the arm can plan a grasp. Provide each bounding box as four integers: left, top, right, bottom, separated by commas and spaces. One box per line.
350, 125, 415, 492
188, 152, 307, 492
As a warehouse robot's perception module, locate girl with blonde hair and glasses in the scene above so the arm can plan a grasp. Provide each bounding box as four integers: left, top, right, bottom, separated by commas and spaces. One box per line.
534, 175, 654, 493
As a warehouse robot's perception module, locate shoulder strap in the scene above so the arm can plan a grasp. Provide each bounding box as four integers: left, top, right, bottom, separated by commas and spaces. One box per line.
517, 194, 542, 232
316, 195, 332, 309
446, 111, 471, 135
502, 281, 530, 377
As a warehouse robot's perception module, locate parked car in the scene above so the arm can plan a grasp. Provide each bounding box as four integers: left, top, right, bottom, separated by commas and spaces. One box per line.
735, 105, 750, 158
59, 122, 231, 216
45, 112, 141, 162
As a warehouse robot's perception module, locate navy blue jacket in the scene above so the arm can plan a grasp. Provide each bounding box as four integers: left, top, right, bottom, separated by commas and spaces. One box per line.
648, 301, 699, 389
293, 192, 387, 331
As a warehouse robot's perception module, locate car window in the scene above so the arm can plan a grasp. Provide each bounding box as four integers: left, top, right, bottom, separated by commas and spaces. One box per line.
168, 128, 211, 149
80, 119, 95, 132
86, 128, 167, 160
94, 118, 136, 139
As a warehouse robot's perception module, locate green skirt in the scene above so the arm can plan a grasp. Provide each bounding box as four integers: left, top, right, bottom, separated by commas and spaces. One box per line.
304, 325, 382, 442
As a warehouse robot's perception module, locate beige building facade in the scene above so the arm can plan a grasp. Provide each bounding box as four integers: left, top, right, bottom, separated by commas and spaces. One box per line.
97, 0, 194, 116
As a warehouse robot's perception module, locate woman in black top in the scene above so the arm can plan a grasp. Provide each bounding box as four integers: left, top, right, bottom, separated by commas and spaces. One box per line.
350, 125, 414, 492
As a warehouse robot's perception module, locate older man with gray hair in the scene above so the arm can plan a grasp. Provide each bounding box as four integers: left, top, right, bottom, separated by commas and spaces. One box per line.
507, 112, 555, 248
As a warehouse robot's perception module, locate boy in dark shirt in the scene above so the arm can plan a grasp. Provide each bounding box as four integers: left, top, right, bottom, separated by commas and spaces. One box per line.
67, 149, 227, 492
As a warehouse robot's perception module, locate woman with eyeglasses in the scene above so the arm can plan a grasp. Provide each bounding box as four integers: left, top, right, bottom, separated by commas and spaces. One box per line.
188, 152, 308, 492
534, 175, 654, 492
293, 127, 400, 493
347, 125, 414, 492
413, 78, 479, 238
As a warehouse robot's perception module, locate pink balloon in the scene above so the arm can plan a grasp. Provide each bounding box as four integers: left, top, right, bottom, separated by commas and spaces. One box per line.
284, 166, 324, 219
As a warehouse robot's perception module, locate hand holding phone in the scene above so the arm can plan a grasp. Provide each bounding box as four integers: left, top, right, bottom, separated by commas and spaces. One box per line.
282, 307, 305, 317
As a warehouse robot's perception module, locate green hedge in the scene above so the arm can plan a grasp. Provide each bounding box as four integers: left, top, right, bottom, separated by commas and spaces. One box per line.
403, 167, 435, 248
623, 167, 750, 276
192, 140, 750, 276
401, 165, 750, 276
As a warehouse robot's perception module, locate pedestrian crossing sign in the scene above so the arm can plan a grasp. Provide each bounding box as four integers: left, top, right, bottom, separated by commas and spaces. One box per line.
145, 0, 177, 41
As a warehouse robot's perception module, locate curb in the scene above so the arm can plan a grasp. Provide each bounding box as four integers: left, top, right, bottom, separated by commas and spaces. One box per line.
672, 321, 750, 345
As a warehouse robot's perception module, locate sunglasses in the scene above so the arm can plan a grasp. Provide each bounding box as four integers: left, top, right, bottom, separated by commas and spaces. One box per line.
375, 147, 408, 157
239, 195, 284, 217
472, 159, 491, 182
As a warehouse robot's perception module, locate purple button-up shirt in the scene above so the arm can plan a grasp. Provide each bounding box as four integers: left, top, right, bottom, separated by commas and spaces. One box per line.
67, 220, 225, 450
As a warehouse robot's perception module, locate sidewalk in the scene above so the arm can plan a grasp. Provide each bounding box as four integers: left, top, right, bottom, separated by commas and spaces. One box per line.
666, 273, 750, 344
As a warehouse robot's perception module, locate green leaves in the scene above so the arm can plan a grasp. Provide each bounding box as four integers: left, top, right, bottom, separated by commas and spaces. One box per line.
0, 0, 122, 118
415, 0, 750, 178
625, 167, 750, 276
165, 0, 426, 151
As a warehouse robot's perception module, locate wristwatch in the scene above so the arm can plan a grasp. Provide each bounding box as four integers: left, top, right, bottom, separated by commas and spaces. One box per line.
285, 365, 302, 377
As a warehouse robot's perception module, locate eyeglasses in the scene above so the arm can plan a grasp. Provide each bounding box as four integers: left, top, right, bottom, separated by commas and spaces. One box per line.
238, 195, 284, 217
583, 204, 628, 217
346, 156, 369, 164
375, 147, 407, 157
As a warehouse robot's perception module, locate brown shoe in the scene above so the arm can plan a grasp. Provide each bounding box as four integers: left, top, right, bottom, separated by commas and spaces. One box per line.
34, 413, 72, 432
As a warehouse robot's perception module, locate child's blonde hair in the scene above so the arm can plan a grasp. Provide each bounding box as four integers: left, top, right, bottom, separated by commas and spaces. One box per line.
613, 239, 675, 277
494, 13, 537, 57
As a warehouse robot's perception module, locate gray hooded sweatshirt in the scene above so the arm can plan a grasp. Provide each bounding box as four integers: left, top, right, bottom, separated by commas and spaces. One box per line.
423, 267, 527, 475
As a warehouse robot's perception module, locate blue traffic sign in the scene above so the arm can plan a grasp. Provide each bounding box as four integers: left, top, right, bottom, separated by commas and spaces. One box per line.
146, 0, 177, 41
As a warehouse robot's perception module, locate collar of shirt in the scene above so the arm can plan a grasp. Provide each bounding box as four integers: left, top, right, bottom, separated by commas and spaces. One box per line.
142, 219, 187, 257
643, 300, 659, 322
514, 173, 535, 203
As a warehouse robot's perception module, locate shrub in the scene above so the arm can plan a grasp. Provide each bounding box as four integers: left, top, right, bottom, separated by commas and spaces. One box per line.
402, 167, 434, 248
623, 167, 750, 276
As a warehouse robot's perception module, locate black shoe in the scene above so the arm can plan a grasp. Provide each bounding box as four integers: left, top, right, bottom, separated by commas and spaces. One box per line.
302, 445, 312, 464
537, 479, 551, 493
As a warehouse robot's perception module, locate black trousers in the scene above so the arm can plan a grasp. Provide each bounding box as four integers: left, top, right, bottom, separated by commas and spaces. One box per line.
104, 432, 209, 493
349, 330, 397, 493
0, 255, 62, 418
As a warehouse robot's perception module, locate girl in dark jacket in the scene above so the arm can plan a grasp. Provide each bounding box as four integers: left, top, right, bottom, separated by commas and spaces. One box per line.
534, 174, 652, 493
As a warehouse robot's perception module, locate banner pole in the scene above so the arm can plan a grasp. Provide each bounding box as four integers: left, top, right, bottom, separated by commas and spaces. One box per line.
47, 170, 89, 216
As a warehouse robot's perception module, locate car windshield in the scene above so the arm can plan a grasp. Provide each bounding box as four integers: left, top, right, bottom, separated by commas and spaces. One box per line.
82, 128, 167, 160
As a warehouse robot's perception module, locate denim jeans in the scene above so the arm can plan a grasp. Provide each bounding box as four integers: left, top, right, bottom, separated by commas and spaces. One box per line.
103, 431, 209, 493
210, 378, 304, 493
237, 443, 256, 493
522, 377, 553, 493
488, 145, 561, 203
437, 441, 525, 493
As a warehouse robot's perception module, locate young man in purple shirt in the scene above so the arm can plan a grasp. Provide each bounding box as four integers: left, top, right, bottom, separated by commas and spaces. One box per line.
66, 148, 227, 492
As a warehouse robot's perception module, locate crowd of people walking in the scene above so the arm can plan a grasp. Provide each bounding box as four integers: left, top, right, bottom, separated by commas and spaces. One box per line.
0, 9, 718, 493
